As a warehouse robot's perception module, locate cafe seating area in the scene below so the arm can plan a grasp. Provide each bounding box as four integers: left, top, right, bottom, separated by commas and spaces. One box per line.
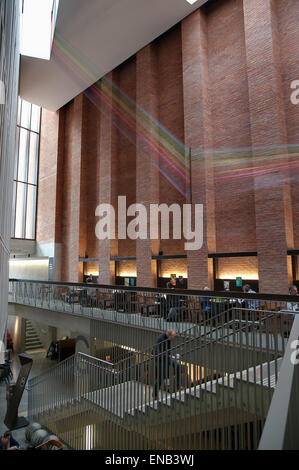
40, 282, 291, 326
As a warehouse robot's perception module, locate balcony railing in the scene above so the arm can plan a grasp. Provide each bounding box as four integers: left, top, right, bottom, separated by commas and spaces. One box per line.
8, 279, 299, 339
24, 291, 298, 450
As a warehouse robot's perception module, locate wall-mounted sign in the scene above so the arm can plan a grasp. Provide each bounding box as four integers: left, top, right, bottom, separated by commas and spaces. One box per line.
236, 277, 243, 287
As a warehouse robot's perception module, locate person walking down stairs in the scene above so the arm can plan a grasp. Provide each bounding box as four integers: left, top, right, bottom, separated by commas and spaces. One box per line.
152, 329, 183, 400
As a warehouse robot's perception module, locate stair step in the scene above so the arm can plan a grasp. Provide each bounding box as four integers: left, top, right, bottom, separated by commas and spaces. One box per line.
25, 321, 43, 350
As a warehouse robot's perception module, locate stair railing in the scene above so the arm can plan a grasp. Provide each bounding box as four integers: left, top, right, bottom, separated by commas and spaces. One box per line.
27, 306, 292, 450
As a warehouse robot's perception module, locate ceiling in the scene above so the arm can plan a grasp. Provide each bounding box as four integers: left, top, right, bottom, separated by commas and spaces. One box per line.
19, 0, 208, 111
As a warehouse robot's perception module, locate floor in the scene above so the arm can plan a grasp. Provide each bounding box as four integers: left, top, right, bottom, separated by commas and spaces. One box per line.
0, 349, 56, 449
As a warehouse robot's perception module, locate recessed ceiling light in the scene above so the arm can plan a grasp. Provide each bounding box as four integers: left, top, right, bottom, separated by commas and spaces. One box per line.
186, 0, 199, 4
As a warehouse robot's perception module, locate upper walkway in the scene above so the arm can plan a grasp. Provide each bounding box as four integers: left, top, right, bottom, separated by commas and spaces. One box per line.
8, 279, 297, 353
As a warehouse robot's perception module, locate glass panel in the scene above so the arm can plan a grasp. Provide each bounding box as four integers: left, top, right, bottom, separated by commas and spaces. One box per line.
17, 96, 22, 126
20, 99, 31, 129
28, 133, 39, 184
15, 98, 40, 240
25, 185, 37, 239
15, 182, 27, 239
14, 127, 20, 181
31, 104, 41, 133
11, 181, 17, 237
17, 128, 29, 182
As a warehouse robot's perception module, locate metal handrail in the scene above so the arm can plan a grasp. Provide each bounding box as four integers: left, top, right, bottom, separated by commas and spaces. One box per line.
28, 307, 288, 402
258, 315, 299, 450
9, 278, 299, 302
27, 312, 289, 450
20, 279, 296, 449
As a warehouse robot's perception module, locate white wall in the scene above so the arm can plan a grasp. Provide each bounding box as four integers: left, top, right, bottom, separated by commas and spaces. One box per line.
9, 258, 49, 281
0, 0, 21, 345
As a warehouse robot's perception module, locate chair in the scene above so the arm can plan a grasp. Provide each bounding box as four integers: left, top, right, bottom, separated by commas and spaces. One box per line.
53, 286, 69, 302
138, 295, 159, 317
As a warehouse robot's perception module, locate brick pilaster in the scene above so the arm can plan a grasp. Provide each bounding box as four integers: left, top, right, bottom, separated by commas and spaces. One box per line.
135, 45, 160, 287
243, 0, 293, 293
182, 8, 216, 289
98, 73, 118, 284
61, 94, 84, 282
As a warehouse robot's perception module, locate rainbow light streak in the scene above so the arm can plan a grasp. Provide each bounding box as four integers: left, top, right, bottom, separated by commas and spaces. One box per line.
192, 144, 299, 188
52, 33, 299, 196
53, 33, 189, 198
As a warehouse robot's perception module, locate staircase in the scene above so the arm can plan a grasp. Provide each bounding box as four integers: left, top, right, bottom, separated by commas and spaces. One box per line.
25, 320, 44, 352
27, 307, 289, 450
31, 356, 282, 450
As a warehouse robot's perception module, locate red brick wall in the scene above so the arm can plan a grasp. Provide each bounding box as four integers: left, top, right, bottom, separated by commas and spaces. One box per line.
207, 0, 256, 253
243, 0, 291, 293
157, 25, 186, 256
36, 109, 59, 245
117, 57, 137, 258
82, 96, 100, 259
217, 257, 258, 280
275, 0, 299, 247
97, 73, 119, 284
182, 7, 215, 289
159, 259, 188, 278
136, 45, 159, 287
61, 96, 83, 282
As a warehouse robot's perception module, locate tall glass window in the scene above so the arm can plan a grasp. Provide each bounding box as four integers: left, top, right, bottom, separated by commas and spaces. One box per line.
11, 97, 41, 239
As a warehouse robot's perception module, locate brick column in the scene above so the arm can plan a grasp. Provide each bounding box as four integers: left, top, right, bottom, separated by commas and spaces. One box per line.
36, 108, 61, 279
182, 9, 216, 289
98, 73, 118, 284
135, 45, 160, 287
243, 0, 293, 294
61, 94, 84, 282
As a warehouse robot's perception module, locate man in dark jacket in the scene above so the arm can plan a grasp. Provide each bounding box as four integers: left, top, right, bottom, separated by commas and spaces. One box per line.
152, 329, 182, 399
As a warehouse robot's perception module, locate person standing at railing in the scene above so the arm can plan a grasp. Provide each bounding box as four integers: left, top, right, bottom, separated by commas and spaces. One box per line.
152, 329, 182, 400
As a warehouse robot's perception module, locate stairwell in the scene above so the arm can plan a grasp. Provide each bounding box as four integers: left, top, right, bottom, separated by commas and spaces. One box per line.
33, 357, 282, 450
27, 307, 288, 450
25, 320, 44, 353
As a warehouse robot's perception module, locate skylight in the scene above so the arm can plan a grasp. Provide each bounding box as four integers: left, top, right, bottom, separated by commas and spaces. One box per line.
21, 0, 59, 60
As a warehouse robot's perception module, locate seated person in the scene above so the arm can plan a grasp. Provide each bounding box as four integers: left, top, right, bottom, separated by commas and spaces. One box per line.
286, 285, 299, 318
0, 431, 19, 450
200, 287, 212, 312
85, 274, 93, 284
166, 286, 186, 322
177, 276, 185, 289
238, 284, 259, 310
